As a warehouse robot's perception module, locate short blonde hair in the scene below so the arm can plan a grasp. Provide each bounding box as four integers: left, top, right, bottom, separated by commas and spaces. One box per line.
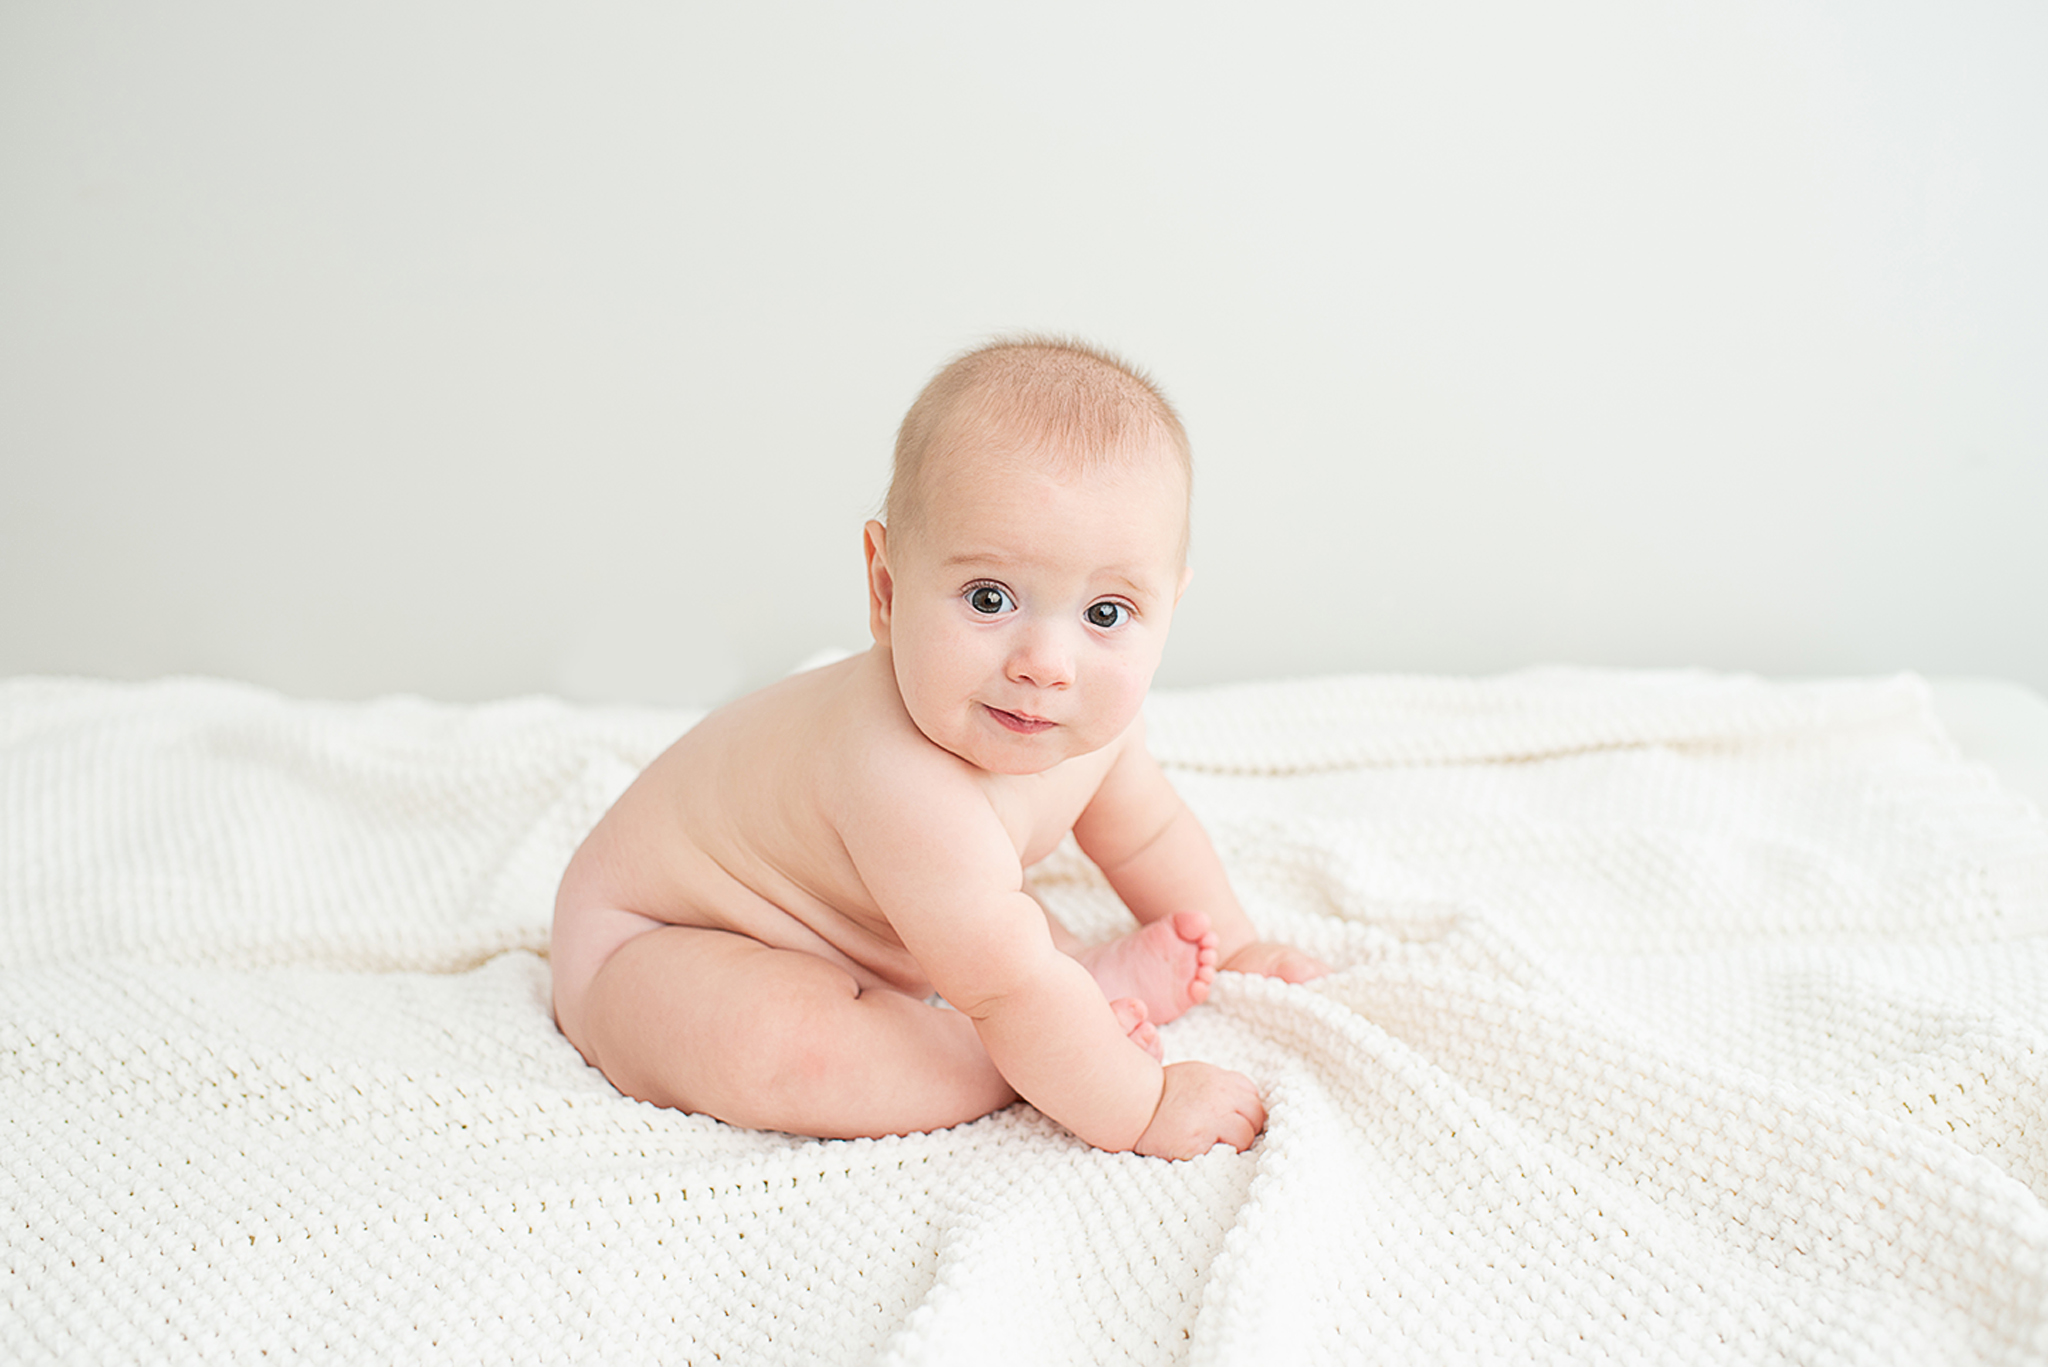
884, 335, 1191, 546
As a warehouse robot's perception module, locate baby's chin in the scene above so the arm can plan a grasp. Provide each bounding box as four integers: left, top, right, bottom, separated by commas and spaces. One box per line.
920, 714, 1110, 776
940, 736, 1069, 777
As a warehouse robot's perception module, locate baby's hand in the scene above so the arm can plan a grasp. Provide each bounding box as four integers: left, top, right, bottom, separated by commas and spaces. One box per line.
1222, 940, 1328, 983
1134, 1061, 1265, 1159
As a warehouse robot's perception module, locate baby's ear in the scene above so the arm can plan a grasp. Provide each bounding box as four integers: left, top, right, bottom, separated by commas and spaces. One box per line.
1175, 564, 1194, 602
864, 520, 896, 641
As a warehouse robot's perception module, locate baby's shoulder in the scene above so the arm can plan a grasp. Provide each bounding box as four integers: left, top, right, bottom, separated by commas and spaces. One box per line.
831, 705, 982, 815
809, 656, 985, 803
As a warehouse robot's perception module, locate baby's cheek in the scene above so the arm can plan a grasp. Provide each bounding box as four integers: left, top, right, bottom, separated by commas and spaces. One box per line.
1103, 663, 1155, 725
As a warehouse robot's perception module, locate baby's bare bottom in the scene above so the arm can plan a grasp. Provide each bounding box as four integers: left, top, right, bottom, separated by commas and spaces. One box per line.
573, 915, 1214, 1141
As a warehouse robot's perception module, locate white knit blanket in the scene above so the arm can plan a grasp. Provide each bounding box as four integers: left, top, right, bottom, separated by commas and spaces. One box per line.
5, 671, 2046, 1365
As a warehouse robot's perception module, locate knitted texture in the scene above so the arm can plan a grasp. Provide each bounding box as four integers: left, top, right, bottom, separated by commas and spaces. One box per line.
3, 670, 2045, 1365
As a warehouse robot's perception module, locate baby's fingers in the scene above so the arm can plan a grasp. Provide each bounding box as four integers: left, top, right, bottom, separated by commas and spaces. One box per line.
1211, 1099, 1263, 1155
1137, 1062, 1267, 1160
1224, 940, 1329, 983
1191, 1092, 1264, 1157
1272, 948, 1329, 983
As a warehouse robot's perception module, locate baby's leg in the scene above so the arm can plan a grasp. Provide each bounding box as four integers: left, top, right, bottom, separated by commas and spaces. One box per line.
579, 924, 1019, 1139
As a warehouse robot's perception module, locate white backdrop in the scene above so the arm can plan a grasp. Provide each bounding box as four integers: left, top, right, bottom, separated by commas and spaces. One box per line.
3, 1, 2043, 706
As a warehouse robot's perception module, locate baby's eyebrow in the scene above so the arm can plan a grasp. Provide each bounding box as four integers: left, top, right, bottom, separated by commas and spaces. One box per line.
939, 551, 1007, 570
1097, 571, 1159, 601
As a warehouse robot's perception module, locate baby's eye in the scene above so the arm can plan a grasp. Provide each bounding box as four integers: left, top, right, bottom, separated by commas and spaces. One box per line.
1085, 601, 1131, 630
966, 584, 1014, 615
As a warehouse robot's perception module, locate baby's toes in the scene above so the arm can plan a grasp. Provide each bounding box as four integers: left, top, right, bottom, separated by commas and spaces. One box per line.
1112, 997, 1166, 1059
1131, 1020, 1162, 1061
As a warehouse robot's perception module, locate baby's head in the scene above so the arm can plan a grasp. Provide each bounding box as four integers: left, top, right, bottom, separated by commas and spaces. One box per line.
867, 337, 1196, 773
883, 335, 1192, 562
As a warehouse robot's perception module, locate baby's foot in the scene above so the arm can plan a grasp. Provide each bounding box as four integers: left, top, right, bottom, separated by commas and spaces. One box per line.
1111, 997, 1163, 1061
1077, 911, 1218, 1026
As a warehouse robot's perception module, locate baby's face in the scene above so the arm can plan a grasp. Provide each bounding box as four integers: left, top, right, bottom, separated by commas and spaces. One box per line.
872, 440, 1190, 776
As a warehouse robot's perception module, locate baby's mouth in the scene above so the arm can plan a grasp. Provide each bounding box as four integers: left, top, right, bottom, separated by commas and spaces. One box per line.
986, 705, 1055, 735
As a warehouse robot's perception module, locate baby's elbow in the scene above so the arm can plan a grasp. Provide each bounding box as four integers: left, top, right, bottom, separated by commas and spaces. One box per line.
933, 972, 1023, 1023
932, 944, 1066, 1024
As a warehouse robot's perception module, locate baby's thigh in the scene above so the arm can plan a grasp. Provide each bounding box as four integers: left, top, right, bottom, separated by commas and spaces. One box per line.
576, 925, 856, 1113
576, 926, 1009, 1138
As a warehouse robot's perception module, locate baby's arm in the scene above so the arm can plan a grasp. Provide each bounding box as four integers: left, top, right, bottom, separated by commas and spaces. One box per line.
931, 897, 1265, 1157
919, 885, 1165, 1150
933, 903, 1262, 1157
842, 764, 1256, 1155
840, 766, 1161, 1149
1075, 719, 1327, 983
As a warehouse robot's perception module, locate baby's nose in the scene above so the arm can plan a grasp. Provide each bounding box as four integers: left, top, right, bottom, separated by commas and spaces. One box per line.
1006, 626, 1075, 688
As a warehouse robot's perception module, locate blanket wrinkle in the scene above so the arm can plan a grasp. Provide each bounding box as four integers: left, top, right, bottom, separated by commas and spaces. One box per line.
5, 670, 2048, 1365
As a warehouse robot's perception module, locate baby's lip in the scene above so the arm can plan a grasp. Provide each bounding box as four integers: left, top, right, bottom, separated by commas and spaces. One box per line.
986, 705, 1056, 734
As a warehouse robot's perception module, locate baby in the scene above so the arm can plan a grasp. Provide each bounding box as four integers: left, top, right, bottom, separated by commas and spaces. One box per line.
551, 337, 1326, 1159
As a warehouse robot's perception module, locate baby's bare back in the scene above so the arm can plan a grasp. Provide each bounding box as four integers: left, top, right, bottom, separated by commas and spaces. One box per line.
550, 652, 1115, 1050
